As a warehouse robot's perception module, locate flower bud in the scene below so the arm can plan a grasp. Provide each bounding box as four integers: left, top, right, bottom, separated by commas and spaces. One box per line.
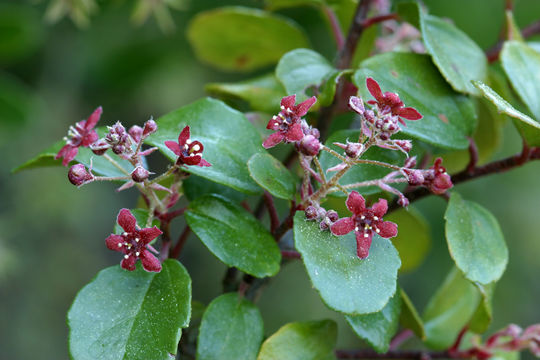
430, 172, 453, 195
142, 119, 157, 137
405, 169, 424, 186
112, 144, 125, 155
131, 166, 149, 183
403, 156, 417, 169
305, 206, 318, 220
299, 135, 321, 157
395, 140, 412, 153
90, 139, 109, 155
326, 210, 339, 222
128, 125, 143, 143
68, 164, 94, 187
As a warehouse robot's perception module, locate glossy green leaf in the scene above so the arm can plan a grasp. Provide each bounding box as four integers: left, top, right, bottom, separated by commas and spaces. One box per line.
68, 259, 191, 360
0, 4, 43, 64
354, 53, 477, 149
248, 153, 297, 200
13, 127, 135, 177
265, 0, 324, 10
423, 267, 481, 349
146, 97, 266, 194
257, 320, 337, 360
318, 70, 352, 107
276, 49, 334, 101
469, 282, 495, 334
386, 207, 431, 273
529, 42, 540, 53
187, 7, 309, 72
473, 80, 540, 146
185, 194, 281, 278
205, 74, 286, 113
318, 130, 407, 196
400, 289, 426, 339
294, 212, 401, 315
445, 192, 508, 284
183, 175, 247, 203
197, 293, 263, 360
346, 288, 402, 353
421, 14, 487, 96
505, 11, 524, 42
396, 1, 420, 28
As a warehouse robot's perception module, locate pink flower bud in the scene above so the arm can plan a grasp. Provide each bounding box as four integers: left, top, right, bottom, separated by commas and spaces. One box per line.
430, 172, 453, 194
90, 139, 109, 155
305, 206, 318, 220
299, 135, 321, 156
131, 166, 149, 182
68, 164, 94, 187
143, 119, 157, 137
334, 141, 363, 158
112, 145, 125, 155
326, 210, 339, 222
403, 156, 417, 168
129, 125, 143, 143
395, 140, 412, 153
405, 169, 424, 186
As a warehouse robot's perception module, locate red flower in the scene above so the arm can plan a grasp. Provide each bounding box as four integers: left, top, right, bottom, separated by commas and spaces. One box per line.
366, 78, 422, 123
105, 209, 163, 272
330, 191, 398, 259
55, 107, 102, 166
165, 126, 211, 167
424, 157, 453, 195
263, 95, 316, 149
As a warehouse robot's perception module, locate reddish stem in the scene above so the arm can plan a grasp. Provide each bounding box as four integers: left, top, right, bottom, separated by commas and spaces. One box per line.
466, 137, 479, 174
170, 226, 191, 259
487, 18, 540, 63
362, 13, 399, 28
335, 349, 451, 359
322, 5, 345, 50
263, 192, 280, 235
389, 330, 413, 350
281, 250, 301, 259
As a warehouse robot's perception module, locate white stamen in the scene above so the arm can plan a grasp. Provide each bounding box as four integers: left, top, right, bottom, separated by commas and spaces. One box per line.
286, 108, 293, 113
135, 238, 140, 243
364, 233, 369, 238
360, 215, 365, 220
373, 216, 378, 221
376, 228, 380, 233
118, 243, 122, 247
184, 144, 189, 150
122, 232, 128, 236
192, 144, 201, 152
186, 139, 192, 145
127, 244, 132, 249
280, 105, 285, 110
355, 227, 359, 231
135, 252, 140, 256
124, 255, 129, 259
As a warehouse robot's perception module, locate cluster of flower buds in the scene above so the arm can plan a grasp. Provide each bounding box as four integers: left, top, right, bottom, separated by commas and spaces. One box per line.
460, 324, 540, 360
263, 95, 321, 157
305, 205, 339, 231
402, 157, 453, 195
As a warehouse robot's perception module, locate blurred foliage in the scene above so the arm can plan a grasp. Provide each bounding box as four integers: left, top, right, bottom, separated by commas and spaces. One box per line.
1, 0, 540, 359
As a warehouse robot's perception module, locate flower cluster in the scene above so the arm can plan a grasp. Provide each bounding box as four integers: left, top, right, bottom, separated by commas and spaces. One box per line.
402, 157, 453, 194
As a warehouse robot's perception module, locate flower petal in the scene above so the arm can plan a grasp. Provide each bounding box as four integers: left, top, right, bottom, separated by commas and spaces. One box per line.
139, 226, 162, 244
61, 146, 79, 167
346, 191, 366, 215
366, 77, 383, 102
294, 96, 317, 117
355, 231, 373, 258
371, 198, 388, 218
105, 234, 125, 252
183, 154, 202, 166
330, 217, 355, 236
377, 220, 398, 238
81, 130, 99, 147
349, 96, 365, 114
398, 107, 423, 120
280, 95, 296, 109
117, 208, 137, 233
178, 126, 191, 146
140, 250, 162, 272
285, 123, 304, 142
121, 255, 137, 271
263, 132, 284, 149
198, 158, 212, 167
164, 140, 182, 156
266, 117, 281, 130
84, 106, 103, 130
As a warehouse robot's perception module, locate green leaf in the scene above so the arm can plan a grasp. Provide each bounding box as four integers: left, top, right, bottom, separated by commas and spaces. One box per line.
185, 194, 281, 278
318, 129, 407, 196
113, 209, 159, 236
469, 282, 495, 334
265, 0, 324, 10
500, 42, 540, 144
445, 192, 508, 285
386, 207, 431, 273
13, 127, 135, 176
318, 70, 352, 107
187, 7, 309, 72
248, 153, 297, 200
354, 53, 477, 150
276, 49, 334, 101
400, 289, 426, 340
257, 320, 337, 360
396, 1, 420, 28
420, 14, 487, 96
197, 293, 264, 360
346, 288, 402, 353
0, 4, 43, 64
423, 267, 481, 349
294, 212, 401, 315
472, 80, 540, 146
146, 97, 266, 194
68, 259, 191, 360
183, 175, 247, 203
504, 11, 524, 42
205, 74, 286, 113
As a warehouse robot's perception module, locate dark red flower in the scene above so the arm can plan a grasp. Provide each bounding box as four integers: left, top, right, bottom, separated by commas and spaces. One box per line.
366, 77, 422, 123
105, 209, 163, 272
165, 126, 211, 167
425, 158, 453, 195
55, 107, 102, 166
263, 95, 317, 149
330, 191, 398, 259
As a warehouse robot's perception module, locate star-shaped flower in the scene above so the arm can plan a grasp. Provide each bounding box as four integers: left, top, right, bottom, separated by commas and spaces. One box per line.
55, 107, 102, 166
105, 209, 163, 272
263, 95, 316, 149
165, 126, 211, 167
330, 191, 397, 259
366, 77, 422, 123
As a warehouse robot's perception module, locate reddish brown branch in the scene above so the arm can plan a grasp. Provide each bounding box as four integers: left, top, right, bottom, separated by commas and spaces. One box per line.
323, 5, 345, 50
170, 226, 191, 259
487, 18, 540, 63
335, 349, 451, 359
362, 13, 399, 28
263, 192, 280, 235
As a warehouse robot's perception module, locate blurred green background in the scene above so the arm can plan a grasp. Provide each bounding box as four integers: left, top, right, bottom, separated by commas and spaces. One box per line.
1, 0, 540, 359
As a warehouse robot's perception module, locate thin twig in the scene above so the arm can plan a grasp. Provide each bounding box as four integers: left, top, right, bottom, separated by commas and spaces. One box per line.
170, 226, 191, 259
263, 192, 280, 235
322, 5, 345, 50
486, 18, 540, 62
335, 349, 450, 359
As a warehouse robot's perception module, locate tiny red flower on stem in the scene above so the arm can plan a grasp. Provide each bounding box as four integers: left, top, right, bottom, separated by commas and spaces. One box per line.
105, 209, 163, 272
366, 77, 422, 123
263, 95, 317, 149
330, 191, 397, 259
425, 157, 453, 194
165, 126, 211, 167
55, 107, 102, 166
